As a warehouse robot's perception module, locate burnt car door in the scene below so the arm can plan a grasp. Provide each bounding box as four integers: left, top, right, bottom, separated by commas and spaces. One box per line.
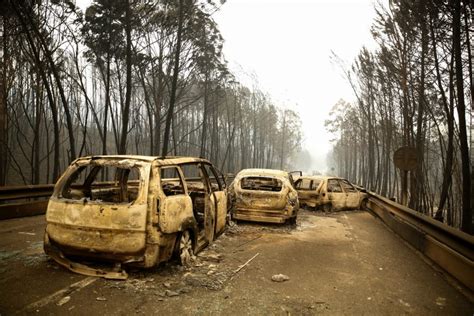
179, 163, 215, 244
288, 171, 302, 187
326, 178, 346, 210
202, 163, 227, 237
157, 166, 193, 234
339, 179, 360, 209
295, 178, 316, 206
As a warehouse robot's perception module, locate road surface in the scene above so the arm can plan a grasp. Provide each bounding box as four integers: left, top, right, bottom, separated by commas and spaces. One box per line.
0, 210, 472, 315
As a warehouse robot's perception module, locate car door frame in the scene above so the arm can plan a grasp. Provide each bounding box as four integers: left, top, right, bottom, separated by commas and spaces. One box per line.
201, 163, 227, 238
339, 179, 360, 209
295, 177, 318, 207
156, 165, 194, 235
326, 178, 346, 210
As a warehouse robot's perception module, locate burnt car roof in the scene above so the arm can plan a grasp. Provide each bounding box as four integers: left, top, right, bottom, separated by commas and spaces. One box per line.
236, 168, 289, 178
73, 155, 212, 166
298, 175, 344, 181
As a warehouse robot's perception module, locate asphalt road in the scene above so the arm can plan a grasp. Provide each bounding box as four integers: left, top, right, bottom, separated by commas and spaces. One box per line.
0, 210, 472, 315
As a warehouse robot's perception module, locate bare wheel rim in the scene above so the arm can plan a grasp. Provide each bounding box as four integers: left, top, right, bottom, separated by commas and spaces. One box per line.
179, 231, 193, 265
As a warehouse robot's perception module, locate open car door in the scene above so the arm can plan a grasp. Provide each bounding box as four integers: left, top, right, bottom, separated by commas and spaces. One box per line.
203, 164, 227, 237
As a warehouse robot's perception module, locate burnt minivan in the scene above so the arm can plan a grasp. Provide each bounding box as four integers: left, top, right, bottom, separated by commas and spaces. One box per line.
44, 156, 227, 279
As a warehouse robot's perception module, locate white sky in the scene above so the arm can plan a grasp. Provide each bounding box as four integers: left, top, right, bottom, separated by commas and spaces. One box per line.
213, 0, 378, 172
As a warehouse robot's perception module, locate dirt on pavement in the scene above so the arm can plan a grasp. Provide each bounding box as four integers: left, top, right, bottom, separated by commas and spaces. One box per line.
0, 210, 472, 315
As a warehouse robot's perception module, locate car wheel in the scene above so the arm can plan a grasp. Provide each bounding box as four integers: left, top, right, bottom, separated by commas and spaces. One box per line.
361, 198, 368, 210
322, 203, 332, 213
288, 216, 297, 225
178, 231, 193, 266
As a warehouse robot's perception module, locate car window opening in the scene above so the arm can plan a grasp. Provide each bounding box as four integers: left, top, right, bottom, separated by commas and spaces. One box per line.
312, 180, 321, 190
61, 165, 141, 203
327, 179, 343, 193
240, 176, 283, 192
296, 178, 312, 190
160, 167, 185, 196
180, 163, 207, 230
340, 180, 357, 193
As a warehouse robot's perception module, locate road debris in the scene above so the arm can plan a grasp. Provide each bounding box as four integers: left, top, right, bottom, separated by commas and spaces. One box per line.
96, 297, 107, 301
56, 296, 71, 306
165, 290, 179, 297
271, 274, 290, 282
435, 297, 446, 306
232, 253, 260, 277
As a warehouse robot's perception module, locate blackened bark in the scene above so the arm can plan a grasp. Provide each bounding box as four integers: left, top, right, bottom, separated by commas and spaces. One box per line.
119, 0, 133, 154
453, 0, 472, 233
162, 0, 184, 156
0, 15, 7, 185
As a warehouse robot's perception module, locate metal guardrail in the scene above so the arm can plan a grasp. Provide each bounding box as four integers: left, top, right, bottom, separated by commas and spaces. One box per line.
0, 185, 54, 220
367, 192, 474, 293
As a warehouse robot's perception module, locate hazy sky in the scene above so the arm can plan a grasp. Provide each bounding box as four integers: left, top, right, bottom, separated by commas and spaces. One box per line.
76, 0, 378, 172
213, 0, 377, 172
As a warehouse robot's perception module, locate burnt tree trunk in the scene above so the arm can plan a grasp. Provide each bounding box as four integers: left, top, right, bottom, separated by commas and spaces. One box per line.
119, 0, 133, 154
453, 0, 472, 234
162, 0, 184, 157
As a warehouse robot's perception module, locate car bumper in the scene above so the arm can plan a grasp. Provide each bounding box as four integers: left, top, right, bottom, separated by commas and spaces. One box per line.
232, 208, 295, 224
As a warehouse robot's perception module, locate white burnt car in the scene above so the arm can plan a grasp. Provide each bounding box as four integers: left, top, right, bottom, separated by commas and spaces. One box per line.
294, 176, 367, 211
44, 155, 227, 279
227, 168, 299, 224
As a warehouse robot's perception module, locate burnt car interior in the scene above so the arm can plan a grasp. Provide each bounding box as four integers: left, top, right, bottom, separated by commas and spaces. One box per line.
340, 180, 357, 193
160, 167, 185, 196
327, 179, 343, 193
178, 163, 208, 230
296, 178, 312, 190
295, 178, 322, 191
240, 176, 283, 192
61, 165, 140, 203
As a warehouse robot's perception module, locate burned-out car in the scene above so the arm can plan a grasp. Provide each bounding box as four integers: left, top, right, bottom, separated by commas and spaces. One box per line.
295, 176, 367, 211
228, 168, 299, 224
44, 155, 227, 279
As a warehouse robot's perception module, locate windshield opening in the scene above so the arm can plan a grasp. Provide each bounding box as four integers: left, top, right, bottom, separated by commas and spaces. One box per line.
240, 176, 282, 192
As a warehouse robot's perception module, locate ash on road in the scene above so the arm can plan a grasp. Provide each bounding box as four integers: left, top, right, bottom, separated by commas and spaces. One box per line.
0, 210, 472, 315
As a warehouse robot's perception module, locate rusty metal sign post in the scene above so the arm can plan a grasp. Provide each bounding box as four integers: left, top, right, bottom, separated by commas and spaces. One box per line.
393, 146, 417, 206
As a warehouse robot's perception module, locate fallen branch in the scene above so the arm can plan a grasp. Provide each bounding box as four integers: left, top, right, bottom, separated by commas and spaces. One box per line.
232, 253, 260, 278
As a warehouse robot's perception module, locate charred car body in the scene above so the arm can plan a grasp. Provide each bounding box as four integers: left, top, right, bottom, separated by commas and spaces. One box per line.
228, 169, 299, 224
295, 176, 367, 212
44, 155, 227, 279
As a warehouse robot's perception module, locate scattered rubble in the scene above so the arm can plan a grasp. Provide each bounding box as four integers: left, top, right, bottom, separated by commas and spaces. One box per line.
165, 290, 179, 297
